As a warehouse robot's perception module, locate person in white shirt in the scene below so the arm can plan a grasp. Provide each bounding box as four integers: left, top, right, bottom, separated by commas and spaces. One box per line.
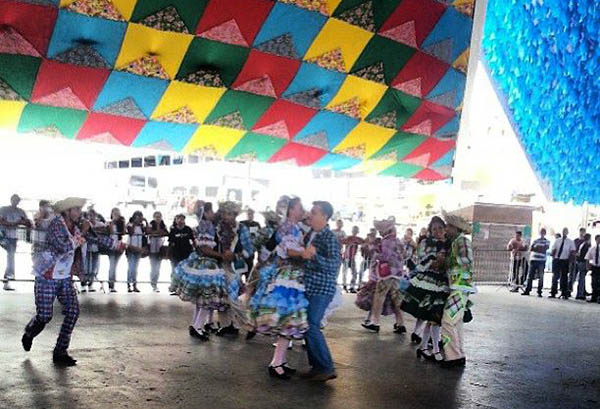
126, 211, 147, 293
584, 234, 600, 303
550, 227, 576, 299
0, 194, 32, 290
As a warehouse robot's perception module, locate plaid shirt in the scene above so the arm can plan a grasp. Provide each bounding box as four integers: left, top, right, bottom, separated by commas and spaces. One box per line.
304, 226, 341, 297
237, 223, 254, 259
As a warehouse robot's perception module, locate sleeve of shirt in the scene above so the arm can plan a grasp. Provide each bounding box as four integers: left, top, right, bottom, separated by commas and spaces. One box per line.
313, 233, 341, 276
47, 218, 75, 256
550, 240, 558, 253
454, 236, 473, 268
585, 247, 594, 262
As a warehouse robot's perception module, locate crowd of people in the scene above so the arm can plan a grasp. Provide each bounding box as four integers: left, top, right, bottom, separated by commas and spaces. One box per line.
1, 192, 477, 378
507, 227, 600, 302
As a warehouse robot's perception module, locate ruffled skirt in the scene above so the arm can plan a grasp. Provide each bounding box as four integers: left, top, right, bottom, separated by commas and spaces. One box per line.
401, 270, 450, 325
248, 261, 309, 339
355, 280, 396, 316
169, 252, 230, 310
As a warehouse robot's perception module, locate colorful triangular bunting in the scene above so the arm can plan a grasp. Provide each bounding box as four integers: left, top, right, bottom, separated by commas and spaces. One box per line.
121, 56, 170, 80
279, 0, 328, 15
144, 140, 176, 151
403, 152, 431, 167
35, 87, 87, 110
254, 33, 300, 59
337, 143, 366, 159
284, 89, 322, 109
234, 75, 277, 98
53, 44, 110, 69
32, 125, 66, 138
379, 21, 417, 48
208, 110, 246, 130
306, 48, 345, 73
327, 97, 361, 119
199, 19, 249, 47
182, 68, 225, 88
366, 110, 397, 129
0, 27, 41, 57
297, 131, 329, 150
423, 38, 454, 64
427, 90, 456, 109
337, 1, 376, 32
253, 120, 290, 139
155, 106, 198, 124
67, 0, 125, 21
453, 48, 470, 73
0, 79, 24, 101
393, 77, 422, 97
140, 6, 190, 34
353, 61, 385, 84
97, 97, 146, 119
405, 119, 432, 136
86, 131, 124, 145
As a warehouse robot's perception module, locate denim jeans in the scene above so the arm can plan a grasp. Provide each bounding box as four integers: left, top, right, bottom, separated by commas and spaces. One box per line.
83, 252, 100, 286
3, 239, 17, 281
149, 254, 161, 288
108, 252, 122, 287
342, 259, 358, 288
305, 294, 335, 374
525, 260, 546, 294
551, 259, 570, 296
572, 261, 588, 298
127, 253, 140, 284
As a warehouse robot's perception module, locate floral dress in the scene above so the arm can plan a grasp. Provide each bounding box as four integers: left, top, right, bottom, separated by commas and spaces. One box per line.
169, 220, 229, 310
248, 221, 309, 339
400, 237, 451, 325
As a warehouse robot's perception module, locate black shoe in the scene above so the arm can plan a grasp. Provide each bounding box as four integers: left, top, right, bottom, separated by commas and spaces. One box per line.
21, 333, 33, 352
53, 351, 77, 367
509, 288, 519, 293
204, 323, 219, 334
245, 331, 257, 341
268, 365, 291, 380
349, 288, 357, 294
282, 363, 297, 375
416, 348, 432, 359
587, 299, 598, 303
521, 292, 530, 296
441, 357, 466, 369
537, 293, 543, 298
215, 324, 239, 337
560, 295, 569, 300
361, 322, 380, 333
343, 286, 348, 293
189, 326, 209, 341
133, 285, 140, 293
575, 296, 586, 300
127, 286, 133, 293
88, 287, 96, 293
548, 294, 556, 298
411, 332, 422, 344
393, 324, 407, 334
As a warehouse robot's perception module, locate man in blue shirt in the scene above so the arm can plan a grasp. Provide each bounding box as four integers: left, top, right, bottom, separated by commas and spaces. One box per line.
301, 201, 341, 382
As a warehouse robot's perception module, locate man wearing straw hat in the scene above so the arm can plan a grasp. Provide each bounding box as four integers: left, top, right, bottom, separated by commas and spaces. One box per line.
21, 197, 128, 366
441, 211, 477, 369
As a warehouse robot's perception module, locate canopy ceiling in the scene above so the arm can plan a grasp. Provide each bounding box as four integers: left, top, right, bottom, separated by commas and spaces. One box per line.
0, 0, 475, 180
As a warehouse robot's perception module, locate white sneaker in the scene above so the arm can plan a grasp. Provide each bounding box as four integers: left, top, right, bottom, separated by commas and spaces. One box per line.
152, 287, 160, 293
81, 285, 88, 293
3, 282, 15, 291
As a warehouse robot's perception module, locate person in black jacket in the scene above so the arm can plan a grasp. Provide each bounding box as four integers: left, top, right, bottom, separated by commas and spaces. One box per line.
240, 208, 261, 281
169, 214, 195, 274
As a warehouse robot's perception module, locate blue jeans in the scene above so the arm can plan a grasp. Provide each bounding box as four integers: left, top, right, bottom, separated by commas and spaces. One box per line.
149, 254, 161, 288
3, 239, 17, 281
108, 252, 122, 287
573, 261, 587, 298
305, 294, 335, 374
127, 253, 140, 284
525, 260, 546, 294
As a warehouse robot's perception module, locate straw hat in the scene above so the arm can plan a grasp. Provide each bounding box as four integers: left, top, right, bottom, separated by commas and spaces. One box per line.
54, 197, 86, 213
442, 210, 472, 234
373, 218, 395, 234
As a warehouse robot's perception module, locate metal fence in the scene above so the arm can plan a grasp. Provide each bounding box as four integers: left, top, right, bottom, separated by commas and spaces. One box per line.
473, 249, 518, 284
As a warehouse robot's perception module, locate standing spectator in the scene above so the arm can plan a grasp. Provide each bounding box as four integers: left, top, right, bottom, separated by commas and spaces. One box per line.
332, 219, 346, 244
342, 226, 364, 293
584, 235, 600, 303
0, 194, 32, 290
507, 231, 528, 292
81, 209, 105, 293
401, 228, 418, 272
107, 208, 126, 293
240, 208, 261, 279
417, 227, 428, 245
570, 228, 587, 297
522, 228, 550, 297
550, 228, 576, 299
126, 211, 147, 293
169, 214, 195, 276
358, 228, 377, 288
573, 234, 592, 300
32, 200, 53, 258
147, 211, 168, 293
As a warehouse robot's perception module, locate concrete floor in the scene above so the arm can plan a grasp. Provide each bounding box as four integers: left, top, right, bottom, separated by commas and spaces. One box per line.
0, 286, 598, 409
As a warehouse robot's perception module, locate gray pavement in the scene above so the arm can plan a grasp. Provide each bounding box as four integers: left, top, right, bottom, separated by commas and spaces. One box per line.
0, 286, 598, 409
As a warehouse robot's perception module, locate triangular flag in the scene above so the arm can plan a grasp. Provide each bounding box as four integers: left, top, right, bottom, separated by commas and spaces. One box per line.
97, 97, 146, 119
156, 106, 198, 124
233, 152, 258, 162
428, 90, 456, 108
338, 1, 376, 32
121, 55, 170, 79
284, 89, 322, 109
375, 151, 398, 162
328, 97, 361, 119
279, 0, 328, 15
182, 68, 225, 87
254, 120, 291, 139
393, 77, 422, 97
208, 110, 246, 130
32, 125, 66, 138
86, 132, 124, 145
144, 140, 175, 151
234, 75, 277, 98
353, 61, 385, 84
199, 19, 248, 47
453, 48, 470, 74
405, 119, 432, 136
297, 131, 329, 151
0, 27, 41, 57
35, 87, 88, 110
254, 33, 300, 59
306, 48, 345, 72
0, 78, 24, 101
404, 152, 431, 167
140, 6, 190, 33
54, 44, 110, 69
338, 143, 366, 159
192, 145, 219, 158
379, 21, 417, 48
423, 38, 454, 64
366, 110, 397, 129
454, 0, 475, 17
67, 0, 125, 21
